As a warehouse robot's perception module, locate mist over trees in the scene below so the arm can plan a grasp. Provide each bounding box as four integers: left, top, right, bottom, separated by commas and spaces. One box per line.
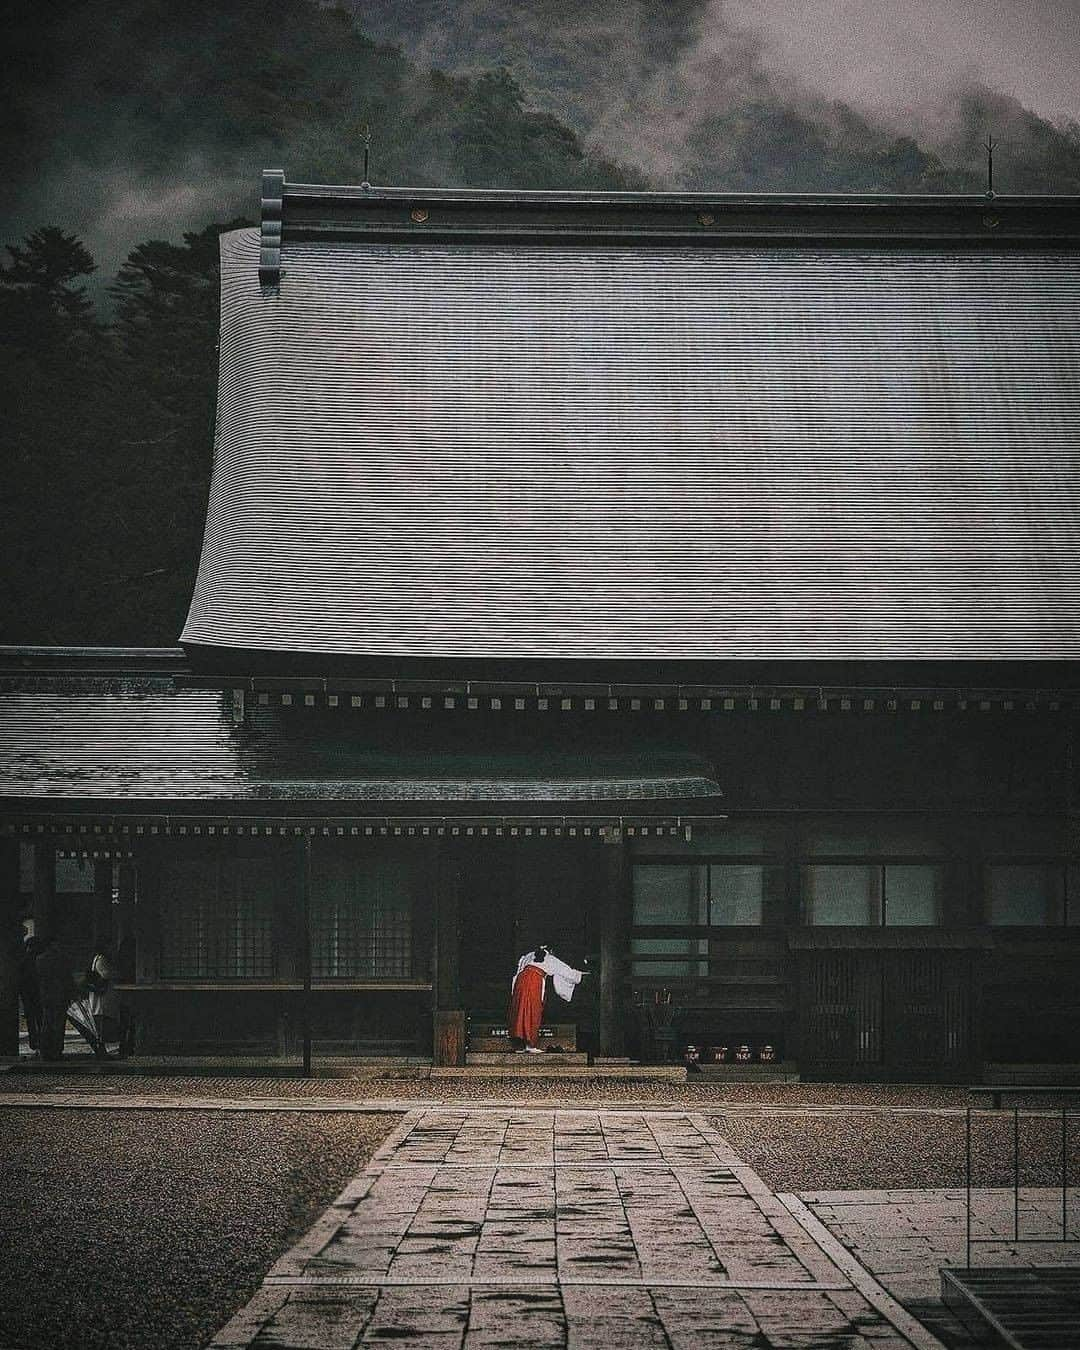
2, 0, 636, 644
2, 0, 636, 285
354, 0, 1080, 195
3, 0, 1079, 643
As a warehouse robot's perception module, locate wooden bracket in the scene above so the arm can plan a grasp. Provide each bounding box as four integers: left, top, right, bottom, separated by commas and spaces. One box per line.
259, 168, 285, 290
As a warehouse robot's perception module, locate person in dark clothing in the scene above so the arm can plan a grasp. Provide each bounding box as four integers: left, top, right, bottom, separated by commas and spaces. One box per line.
17, 924, 42, 1053
35, 942, 75, 1061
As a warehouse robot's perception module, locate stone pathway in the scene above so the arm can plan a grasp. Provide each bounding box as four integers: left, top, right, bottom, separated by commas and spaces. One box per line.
790, 1186, 1080, 1344
212, 1109, 940, 1348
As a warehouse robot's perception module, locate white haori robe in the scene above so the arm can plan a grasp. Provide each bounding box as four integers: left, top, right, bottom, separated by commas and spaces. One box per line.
511, 950, 584, 1003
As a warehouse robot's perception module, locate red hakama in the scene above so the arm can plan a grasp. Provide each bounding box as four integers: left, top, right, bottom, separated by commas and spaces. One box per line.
507, 963, 545, 1046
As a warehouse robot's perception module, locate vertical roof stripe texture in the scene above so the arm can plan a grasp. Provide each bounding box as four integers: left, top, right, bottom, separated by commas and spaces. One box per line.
181, 228, 1080, 659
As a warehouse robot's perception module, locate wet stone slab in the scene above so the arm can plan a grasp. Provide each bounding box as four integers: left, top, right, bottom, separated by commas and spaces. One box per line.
798, 1185, 1080, 1343
212, 1110, 924, 1348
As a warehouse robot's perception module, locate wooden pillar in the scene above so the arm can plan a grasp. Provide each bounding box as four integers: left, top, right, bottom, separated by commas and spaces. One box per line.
0, 840, 21, 1056
299, 836, 312, 1076
116, 863, 137, 980
435, 849, 461, 1011
959, 818, 986, 1081
413, 845, 438, 990
134, 845, 161, 984
32, 840, 55, 947
268, 840, 302, 1061
33, 841, 66, 1060
92, 859, 114, 951
433, 846, 464, 1065
783, 819, 802, 1066
599, 837, 630, 1058
275, 840, 300, 983
131, 846, 164, 1055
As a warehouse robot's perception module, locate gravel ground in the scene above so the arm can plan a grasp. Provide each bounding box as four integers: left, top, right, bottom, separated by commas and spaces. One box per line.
717, 1108, 1080, 1191
1, 1075, 1074, 1347
0, 1070, 974, 1107
0, 1108, 394, 1350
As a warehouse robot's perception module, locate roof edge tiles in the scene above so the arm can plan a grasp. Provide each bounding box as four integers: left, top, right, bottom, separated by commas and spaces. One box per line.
0, 675, 723, 803
257, 168, 1080, 286
0, 646, 189, 676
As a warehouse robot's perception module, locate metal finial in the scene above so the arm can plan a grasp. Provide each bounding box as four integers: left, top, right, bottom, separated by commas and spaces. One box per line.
983, 133, 996, 198
361, 123, 372, 187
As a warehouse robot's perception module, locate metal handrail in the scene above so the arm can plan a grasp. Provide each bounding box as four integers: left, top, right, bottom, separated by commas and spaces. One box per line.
964, 1106, 1076, 1268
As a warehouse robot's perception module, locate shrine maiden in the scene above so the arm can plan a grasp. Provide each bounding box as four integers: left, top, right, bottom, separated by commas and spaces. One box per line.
508, 947, 585, 1052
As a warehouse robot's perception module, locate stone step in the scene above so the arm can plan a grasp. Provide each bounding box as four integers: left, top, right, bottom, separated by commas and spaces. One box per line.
468, 1023, 577, 1053
433, 1063, 687, 1080
465, 1051, 589, 1066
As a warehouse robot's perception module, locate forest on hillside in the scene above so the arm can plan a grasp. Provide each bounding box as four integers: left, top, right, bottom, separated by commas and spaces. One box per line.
2, 1, 635, 645
4, 0, 1080, 644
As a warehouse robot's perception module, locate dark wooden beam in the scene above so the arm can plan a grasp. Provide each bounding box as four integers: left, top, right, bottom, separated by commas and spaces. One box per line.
0, 840, 21, 1056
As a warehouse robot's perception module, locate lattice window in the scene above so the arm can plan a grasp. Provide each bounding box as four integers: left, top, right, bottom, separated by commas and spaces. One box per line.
159, 858, 214, 978
222, 858, 276, 977
159, 854, 275, 978
160, 896, 209, 978
311, 855, 413, 979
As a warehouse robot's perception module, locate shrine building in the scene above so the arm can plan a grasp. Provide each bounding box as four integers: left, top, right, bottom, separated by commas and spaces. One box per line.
1, 175, 1078, 1079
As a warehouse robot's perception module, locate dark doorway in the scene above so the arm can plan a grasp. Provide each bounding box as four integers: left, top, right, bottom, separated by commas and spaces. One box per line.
456, 840, 600, 1047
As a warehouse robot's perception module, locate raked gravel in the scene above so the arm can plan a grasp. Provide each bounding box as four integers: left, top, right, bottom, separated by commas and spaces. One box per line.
0, 1070, 973, 1107
0, 1108, 394, 1350
717, 1107, 1079, 1191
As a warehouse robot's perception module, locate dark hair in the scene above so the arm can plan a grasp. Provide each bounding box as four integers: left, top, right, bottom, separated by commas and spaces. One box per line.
533, 947, 548, 963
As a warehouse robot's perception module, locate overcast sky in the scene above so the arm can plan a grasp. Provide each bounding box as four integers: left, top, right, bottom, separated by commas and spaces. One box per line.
723, 0, 1080, 121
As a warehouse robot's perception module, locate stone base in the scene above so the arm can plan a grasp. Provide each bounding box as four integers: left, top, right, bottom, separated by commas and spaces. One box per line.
983, 1062, 1080, 1085
696, 1060, 800, 1082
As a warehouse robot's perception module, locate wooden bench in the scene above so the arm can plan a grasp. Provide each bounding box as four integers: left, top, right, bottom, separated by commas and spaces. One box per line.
970, 1084, 1080, 1109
